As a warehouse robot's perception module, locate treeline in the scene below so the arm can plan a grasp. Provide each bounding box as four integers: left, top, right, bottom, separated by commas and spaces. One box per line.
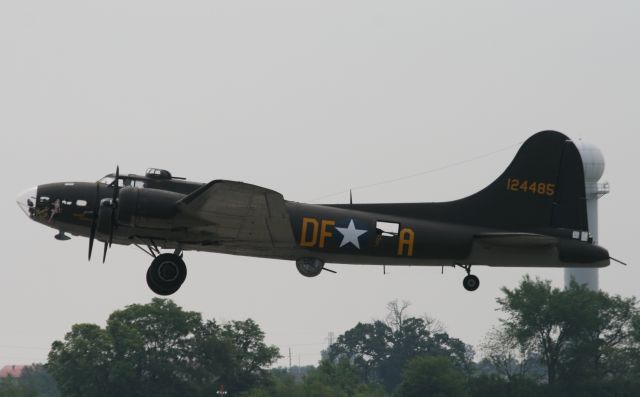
1, 277, 639, 397
244, 278, 640, 397
0, 365, 58, 397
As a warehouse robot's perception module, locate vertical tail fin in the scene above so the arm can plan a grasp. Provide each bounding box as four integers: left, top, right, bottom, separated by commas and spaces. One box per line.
333, 131, 589, 233
435, 130, 588, 231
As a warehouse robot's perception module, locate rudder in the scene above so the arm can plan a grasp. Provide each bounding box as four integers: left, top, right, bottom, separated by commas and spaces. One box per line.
446, 130, 588, 231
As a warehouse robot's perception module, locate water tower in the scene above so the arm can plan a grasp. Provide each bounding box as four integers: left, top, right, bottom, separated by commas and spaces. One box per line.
564, 140, 609, 290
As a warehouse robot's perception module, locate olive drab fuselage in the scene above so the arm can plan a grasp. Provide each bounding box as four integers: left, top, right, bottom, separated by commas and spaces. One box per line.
17, 132, 612, 295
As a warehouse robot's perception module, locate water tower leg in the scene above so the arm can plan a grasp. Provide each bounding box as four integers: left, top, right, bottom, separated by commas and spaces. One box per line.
564, 193, 600, 291
564, 268, 598, 290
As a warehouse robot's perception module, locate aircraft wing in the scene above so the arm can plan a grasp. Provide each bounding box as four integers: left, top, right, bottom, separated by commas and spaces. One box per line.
176, 180, 295, 247
474, 233, 557, 248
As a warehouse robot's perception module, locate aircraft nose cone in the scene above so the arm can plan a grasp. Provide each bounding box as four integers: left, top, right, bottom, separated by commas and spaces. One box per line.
17, 186, 38, 217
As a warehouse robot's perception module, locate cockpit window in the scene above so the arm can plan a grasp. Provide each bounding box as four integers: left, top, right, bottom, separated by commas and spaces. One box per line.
98, 176, 126, 187
99, 175, 146, 188
98, 176, 115, 186
123, 178, 145, 188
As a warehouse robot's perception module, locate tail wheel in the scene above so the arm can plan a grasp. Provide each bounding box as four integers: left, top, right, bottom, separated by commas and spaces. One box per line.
146, 253, 187, 295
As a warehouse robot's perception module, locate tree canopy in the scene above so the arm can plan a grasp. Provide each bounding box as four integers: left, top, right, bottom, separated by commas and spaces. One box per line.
327, 300, 473, 392
46, 298, 279, 397
4, 277, 636, 397
490, 277, 640, 396
0, 365, 59, 397
396, 356, 468, 397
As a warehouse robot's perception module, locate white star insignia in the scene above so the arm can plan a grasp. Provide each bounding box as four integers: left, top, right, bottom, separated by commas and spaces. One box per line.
335, 219, 367, 249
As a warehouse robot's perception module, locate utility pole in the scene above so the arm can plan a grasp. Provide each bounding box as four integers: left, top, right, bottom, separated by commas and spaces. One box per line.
289, 347, 292, 371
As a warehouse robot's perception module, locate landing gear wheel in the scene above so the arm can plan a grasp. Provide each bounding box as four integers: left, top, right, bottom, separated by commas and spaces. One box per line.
146, 253, 187, 295
463, 274, 480, 292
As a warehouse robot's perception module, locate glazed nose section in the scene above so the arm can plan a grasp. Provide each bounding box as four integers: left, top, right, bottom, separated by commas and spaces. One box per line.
17, 186, 38, 217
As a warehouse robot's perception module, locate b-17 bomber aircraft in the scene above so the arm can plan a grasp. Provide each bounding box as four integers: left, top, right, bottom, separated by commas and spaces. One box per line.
17, 131, 612, 295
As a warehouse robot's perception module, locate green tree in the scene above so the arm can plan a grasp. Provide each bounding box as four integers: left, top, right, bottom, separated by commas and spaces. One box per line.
302, 360, 386, 397
106, 298, 203, 397
0, 376, 35, 397
328, 300, 472, 391
18, 365, 60, 397
496, 276, 639, 393
47, 323, 113, 397
240, 368, 305, 397
241, 362, 387, 397
47, 298, 280, 397
217, 319, 281, 392
328, 320, 390, 382
468, 374, 542, 397
479, 327, 542, 382
396, 356, 468, 397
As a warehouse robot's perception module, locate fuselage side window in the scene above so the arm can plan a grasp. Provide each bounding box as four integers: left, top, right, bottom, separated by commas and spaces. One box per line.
376, 221, 400, 237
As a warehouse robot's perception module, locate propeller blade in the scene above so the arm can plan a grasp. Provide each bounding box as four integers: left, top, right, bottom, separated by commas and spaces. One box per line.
102, 241, 108, 263
88, 225, 96, 260
108, 218, 115, 249
108, 165, 120, 248
112, 165, 119, 201
88, 182, 100, 261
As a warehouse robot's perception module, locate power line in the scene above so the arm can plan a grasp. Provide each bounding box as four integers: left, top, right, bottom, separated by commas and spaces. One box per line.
0, 344, 49, 351
309, 140, 522, 202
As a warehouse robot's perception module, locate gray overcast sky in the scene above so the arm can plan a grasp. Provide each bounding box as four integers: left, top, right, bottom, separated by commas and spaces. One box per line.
1, 1, 639, 368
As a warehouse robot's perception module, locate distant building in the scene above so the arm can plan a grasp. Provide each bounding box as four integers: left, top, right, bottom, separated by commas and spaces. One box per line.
0, 365, 26, 378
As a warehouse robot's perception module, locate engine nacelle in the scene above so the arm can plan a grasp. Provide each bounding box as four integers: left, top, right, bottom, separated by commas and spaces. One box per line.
96, 198, 115, 235
117, 187, 185, 229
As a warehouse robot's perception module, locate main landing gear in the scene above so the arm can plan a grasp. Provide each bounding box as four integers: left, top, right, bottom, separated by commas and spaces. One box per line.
458, 264, 480, 292
146, 252, 187, 295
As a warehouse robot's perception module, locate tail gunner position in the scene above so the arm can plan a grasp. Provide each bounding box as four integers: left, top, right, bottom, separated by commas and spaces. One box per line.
17, 131, 611, 295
